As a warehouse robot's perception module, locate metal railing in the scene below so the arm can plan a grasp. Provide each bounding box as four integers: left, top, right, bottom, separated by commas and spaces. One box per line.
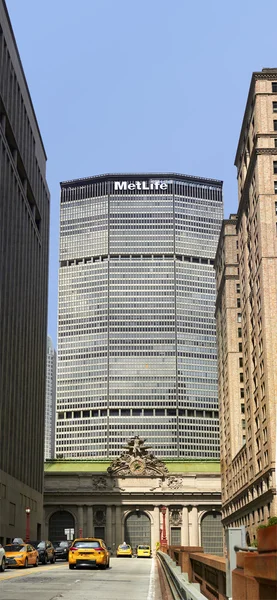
157, 550, 207, 600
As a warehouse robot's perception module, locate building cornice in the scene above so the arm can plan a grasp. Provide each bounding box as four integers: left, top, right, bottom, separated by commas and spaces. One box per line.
235, 69, 277, 166
44, 491, 222, 500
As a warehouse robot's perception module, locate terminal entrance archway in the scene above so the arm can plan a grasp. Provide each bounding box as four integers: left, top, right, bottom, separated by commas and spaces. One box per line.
124, 511, 151, 549
49, 510, 75, 541
201, 511, 223, 556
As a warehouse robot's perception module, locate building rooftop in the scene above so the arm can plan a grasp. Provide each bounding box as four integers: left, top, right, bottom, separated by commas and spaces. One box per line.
44, 460, 221, 474
60, 172, 223, 188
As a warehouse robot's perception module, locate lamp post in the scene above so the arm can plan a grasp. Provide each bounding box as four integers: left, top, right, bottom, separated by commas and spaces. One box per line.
160, 506, 168, 546
25, 507, 31, 542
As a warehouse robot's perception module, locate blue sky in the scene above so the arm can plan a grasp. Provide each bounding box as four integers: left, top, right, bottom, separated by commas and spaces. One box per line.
6, 0, 277, 346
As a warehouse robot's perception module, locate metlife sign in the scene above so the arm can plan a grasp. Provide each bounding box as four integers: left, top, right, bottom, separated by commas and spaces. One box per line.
114, 180, 168, 191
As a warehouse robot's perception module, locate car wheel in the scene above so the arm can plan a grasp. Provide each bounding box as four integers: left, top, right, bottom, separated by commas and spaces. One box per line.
0, 558, 5, 572
34, 557, 39, 567
69, 564, 74, 570
24, 558, 28, 568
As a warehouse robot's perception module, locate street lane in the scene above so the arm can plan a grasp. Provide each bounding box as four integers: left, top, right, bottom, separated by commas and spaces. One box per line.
0, 557, 160, 600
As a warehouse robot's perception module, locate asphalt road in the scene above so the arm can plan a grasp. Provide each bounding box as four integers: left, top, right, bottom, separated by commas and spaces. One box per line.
0, 557, 162, 600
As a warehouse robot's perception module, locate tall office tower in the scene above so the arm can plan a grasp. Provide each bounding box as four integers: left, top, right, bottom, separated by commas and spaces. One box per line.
215, 69, 277, 541
56, 173, 223, 459
0, 1, 50, 542
44, 337, 56, 460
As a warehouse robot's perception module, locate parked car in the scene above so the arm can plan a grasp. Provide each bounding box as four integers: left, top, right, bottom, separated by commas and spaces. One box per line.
53, 540, 70, 560
137, 544, 151, 558
4, 543, 38, 568
29, 540, 55, 564
0, 544, 6, 571
68, 538, 110, 570
116, 543, 132, 557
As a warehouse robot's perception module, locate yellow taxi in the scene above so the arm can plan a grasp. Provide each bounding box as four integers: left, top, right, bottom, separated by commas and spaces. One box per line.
4, 543, 39, 568
137, 544, 151, 558
116, 543, 132, 557
68, 538, 110, 570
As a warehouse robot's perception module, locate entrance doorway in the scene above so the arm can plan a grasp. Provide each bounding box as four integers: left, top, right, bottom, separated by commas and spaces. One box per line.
124, 511, 151, 549
49, 510, 75, 541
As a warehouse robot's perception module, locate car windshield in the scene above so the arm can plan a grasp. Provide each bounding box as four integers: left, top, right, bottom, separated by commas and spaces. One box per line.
36, 542, 46, 549
74, 541, 101, 549
138, 545, 150, 549
119, 544, 130, 549
4, 544, 25, 552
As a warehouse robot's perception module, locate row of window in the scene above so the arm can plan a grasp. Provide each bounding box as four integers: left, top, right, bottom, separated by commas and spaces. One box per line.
57, 407, 219, 419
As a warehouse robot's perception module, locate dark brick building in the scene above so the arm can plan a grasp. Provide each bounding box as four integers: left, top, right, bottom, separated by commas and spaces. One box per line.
0, 0, 50, 542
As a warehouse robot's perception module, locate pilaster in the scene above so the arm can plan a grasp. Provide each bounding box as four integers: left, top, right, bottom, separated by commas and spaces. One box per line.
77, 505, 84, 537
106, 505, 112, 548
190, 506, 199, 546
87, 505, 93, 537
181, 506, 189, 546
153, 506, 160, 551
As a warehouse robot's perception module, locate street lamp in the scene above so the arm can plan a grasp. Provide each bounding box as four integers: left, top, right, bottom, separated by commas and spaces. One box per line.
160, 506, 168, 546
25, 507, 31, 542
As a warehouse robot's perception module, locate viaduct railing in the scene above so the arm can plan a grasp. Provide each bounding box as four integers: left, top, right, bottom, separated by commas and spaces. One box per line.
159, 545, 227, 600
159, 539, 277, 600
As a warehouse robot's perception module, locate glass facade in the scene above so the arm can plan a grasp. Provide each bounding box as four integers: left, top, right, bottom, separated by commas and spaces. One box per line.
56, 174, 223, 458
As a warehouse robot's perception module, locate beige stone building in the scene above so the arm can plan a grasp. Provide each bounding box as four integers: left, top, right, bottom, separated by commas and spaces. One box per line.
44, 438, 223, 555
215, 68, 277, 543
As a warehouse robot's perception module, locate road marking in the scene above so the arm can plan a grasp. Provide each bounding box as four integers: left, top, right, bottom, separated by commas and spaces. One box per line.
147, 558, 155, 600
1, 563, 66, 581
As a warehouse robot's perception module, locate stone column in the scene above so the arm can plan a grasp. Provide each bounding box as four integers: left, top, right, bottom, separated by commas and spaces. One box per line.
153, 506, 160, 551
111, 505, 116, 551
181, 506, 189, 546
115, 505, 122, 547
166, 507, 170, 545
87, 506, 93, 537
190, 506, 199, 546
106, 506, 112, 548
77, 505, 84, 537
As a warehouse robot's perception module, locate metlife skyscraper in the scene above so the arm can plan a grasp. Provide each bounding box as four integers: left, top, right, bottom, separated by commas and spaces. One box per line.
56, 173, 223, 459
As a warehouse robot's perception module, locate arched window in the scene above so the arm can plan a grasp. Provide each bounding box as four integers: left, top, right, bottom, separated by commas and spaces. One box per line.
201, 511, 223, 555
49, 510, 75, 541
124, 511, 151, 549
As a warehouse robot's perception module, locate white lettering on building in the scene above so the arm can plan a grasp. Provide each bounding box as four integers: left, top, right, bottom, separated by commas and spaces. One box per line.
114, 181, 168, 191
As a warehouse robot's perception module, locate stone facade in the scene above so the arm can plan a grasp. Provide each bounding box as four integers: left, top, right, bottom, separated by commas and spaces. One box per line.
44, 440, 222, 554
0, 0, 50, 543
215, 69, 277, 542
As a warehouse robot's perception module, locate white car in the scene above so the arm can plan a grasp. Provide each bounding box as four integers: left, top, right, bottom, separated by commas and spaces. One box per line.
0, 544, 6, 572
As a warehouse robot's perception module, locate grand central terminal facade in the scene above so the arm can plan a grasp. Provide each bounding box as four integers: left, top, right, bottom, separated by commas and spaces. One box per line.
44, 438, 223, 555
